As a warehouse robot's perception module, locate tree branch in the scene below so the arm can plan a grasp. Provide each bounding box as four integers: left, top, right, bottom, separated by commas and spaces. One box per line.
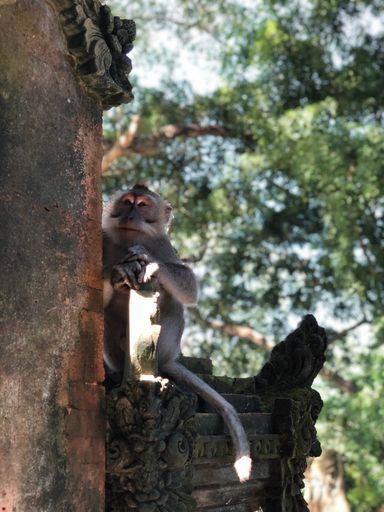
191, 309, 359, 394
132, 15, 206, 31
191, 309, 275, 351
102, 115, 141, 173
182, 244, 208, 264
102, 122, 227, 171
131, 15, 224, 42
319, 367, 358, 394
327, 317, 368, 343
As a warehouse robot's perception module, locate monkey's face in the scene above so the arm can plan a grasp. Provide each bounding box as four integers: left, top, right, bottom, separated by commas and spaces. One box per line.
103, 187, 172, 244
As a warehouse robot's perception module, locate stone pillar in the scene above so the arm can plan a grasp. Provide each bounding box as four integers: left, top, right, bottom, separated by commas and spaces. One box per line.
0, 1, 134, 510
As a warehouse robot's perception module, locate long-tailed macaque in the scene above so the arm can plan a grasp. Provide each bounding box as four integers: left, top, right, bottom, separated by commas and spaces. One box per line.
103, 184, 251, 482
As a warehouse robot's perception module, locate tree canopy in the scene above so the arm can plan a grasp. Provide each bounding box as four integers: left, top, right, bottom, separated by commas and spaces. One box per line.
104, 1, 384, 508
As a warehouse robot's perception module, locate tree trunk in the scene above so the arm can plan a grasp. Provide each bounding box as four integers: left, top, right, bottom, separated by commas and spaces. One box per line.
305, 450, 351, 512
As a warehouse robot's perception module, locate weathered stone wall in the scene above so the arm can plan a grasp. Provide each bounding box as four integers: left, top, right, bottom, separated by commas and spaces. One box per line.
0, 1, 104, 510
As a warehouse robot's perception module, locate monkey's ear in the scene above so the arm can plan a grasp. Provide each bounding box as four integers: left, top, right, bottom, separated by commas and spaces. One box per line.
164, 201, 173, 227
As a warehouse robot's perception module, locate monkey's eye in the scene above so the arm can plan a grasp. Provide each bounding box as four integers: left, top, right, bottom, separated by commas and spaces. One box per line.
137, 200, 147, 207
122, 198, 133, 205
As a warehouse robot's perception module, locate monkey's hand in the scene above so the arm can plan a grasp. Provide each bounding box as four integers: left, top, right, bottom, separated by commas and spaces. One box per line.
110, 259, 144, 291
123, 245, 160, 285
111, 245, 157, 291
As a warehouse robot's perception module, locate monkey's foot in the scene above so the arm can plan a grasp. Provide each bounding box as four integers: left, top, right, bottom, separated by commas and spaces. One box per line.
234, 455, 252, 483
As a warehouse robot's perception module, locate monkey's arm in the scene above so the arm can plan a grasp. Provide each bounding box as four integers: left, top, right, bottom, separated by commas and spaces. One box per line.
119, 244, 198, 306
154, 261, 197, 306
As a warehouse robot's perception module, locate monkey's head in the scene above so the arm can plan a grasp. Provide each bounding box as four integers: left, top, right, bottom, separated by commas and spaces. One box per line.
102, 184, 173, 243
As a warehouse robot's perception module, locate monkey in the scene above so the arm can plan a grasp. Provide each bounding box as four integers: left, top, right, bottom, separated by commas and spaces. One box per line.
102, 184, 252, 482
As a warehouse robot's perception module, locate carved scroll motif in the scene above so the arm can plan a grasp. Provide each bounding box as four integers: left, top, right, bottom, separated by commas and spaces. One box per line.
55, 0, 136, 108
255, 314, 328, 391
268, 391, 323, 512
106, 378, 197, 512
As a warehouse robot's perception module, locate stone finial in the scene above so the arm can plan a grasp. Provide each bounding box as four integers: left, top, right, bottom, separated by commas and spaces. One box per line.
55, 0, 136, 109
254, 314, 328, 391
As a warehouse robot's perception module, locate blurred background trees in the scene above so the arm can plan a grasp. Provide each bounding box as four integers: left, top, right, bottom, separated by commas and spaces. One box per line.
103, 1, 384, 509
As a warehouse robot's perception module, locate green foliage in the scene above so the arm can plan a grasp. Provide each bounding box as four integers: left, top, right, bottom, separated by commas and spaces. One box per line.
321, 345, 384, 509
105, 1, 384, 508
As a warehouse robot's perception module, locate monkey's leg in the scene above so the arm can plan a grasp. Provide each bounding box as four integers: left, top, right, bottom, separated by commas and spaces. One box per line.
161, 360, 252, 482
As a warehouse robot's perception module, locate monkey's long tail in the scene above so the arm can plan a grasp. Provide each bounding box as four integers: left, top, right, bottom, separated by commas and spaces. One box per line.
162, 360, 252, 482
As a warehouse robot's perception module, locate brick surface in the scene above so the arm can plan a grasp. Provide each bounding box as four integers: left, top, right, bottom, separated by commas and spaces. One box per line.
0, 2, 105, 510
66, 408, 106, 439
69, 382, 105, 411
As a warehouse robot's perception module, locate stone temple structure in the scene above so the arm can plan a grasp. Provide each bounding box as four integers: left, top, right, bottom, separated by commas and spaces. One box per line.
105, 285, 326, 512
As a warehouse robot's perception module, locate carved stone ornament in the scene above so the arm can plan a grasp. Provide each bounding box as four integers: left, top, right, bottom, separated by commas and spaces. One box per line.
195, 434, 280, 460
54, 0, 136, 109
105, 277, 327, 512
268, 390, 324, 512
254, 314, 328, 391
106, 378, 197, 512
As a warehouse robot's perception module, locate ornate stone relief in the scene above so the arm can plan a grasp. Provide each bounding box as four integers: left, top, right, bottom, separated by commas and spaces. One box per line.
254, 314, 328, 391
55, 0, 136, 108
106, 378, 197, 512
195, 435, 280, 460
270, 392, 323, 512
255, 315, 327, 512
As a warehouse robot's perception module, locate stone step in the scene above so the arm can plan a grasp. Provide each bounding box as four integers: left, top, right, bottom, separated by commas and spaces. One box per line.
179, 355, 213, 375
192, 460, 271, 487
196, 393, 266, 414
193, 481, 264, 510
192, 506, 254, 512
192, 412, 273, 436
195, 374, 257, 395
